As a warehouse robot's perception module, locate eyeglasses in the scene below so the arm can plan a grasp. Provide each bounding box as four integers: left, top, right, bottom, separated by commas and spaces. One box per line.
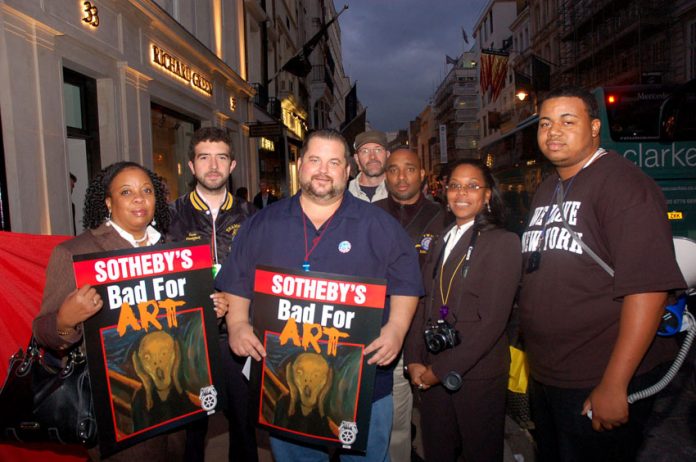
357, 147, 385, 156
445, 183, 488, 193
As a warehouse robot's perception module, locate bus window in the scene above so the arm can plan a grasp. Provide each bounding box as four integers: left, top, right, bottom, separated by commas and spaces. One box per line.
604, 85, 675, 141
660, 79, 696, 142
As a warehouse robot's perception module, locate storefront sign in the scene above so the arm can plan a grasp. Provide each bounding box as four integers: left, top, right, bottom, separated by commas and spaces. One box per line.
282, 107, 306, 139
249, 123, 283, 138
151, 44, 213, 96
82, 1, 100, 28
260, 138, 275, 151
439, 124, 448, 163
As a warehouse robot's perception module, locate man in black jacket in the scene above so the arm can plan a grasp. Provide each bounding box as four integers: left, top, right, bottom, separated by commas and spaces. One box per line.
375, 147, 446, 266
168, 127, 257, 462
375, 146, 447, 462
252, 180, 278, 209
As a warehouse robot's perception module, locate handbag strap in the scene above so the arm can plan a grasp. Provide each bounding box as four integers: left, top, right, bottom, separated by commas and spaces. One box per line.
557, 182, 615, 277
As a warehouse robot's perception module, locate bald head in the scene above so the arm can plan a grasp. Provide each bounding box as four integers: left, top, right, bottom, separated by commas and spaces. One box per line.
384, 148, 425, 204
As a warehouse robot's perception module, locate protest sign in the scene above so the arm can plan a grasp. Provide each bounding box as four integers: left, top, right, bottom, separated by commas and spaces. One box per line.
73, 241, 223, 456
251, 265, 386, 452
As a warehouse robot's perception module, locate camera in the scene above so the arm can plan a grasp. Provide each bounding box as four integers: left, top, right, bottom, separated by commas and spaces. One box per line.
424, 319, 460, 353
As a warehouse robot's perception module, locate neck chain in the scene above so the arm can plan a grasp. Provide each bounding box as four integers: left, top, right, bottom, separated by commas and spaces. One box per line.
301, 205, 339, 272
134, 234, 148, 244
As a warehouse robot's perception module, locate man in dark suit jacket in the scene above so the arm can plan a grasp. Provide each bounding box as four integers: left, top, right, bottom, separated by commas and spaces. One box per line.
374, 147, 446, 462
252, 180, 278, 209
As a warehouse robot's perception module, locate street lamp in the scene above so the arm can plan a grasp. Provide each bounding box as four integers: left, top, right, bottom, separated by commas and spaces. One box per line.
516, 90, 529, 101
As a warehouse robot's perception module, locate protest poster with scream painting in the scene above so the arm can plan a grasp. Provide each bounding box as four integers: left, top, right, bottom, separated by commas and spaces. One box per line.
73, 241, 224, 457
251, 266, 386, 452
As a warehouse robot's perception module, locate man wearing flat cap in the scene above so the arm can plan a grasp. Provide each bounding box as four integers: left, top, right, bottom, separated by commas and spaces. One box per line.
349, 130, 390, 202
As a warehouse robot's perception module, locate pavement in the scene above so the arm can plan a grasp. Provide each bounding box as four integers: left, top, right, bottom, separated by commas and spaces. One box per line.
203, 397, 537, 462
204, 348, 696, 462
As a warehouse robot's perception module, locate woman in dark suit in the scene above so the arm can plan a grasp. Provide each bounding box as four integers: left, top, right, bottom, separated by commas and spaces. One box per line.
404, 160, 521, 462
33, 162, 227, 460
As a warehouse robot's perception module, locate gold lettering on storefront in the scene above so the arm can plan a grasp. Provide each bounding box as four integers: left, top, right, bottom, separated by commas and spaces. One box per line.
151, 44, 213, 96
82, 1, 99, 27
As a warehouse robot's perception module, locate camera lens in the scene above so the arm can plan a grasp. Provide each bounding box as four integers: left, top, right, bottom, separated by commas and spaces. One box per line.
426, 334, 445, 353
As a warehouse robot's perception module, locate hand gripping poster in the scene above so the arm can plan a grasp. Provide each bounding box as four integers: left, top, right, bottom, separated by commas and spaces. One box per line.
251, 266, 386, 452
72, 241, 224, 457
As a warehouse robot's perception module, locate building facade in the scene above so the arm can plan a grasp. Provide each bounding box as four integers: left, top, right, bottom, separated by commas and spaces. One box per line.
431, 52, 480, 163
474, 0, 517, 160
244, 0, 353, 198
0, 0, 253, 235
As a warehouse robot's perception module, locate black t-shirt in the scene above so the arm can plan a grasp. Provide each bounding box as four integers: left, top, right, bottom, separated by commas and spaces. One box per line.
519, 150, 685, 388
359, 185, 378, 201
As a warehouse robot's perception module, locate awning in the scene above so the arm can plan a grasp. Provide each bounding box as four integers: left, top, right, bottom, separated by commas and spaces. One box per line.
504, 114, 539, 137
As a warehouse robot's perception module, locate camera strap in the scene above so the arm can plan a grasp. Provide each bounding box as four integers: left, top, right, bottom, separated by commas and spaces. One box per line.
556, 181, 614, 277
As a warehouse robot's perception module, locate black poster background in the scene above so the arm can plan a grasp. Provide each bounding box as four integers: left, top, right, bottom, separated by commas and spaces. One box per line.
73, 241, 224, 457
250, 265, 386, 452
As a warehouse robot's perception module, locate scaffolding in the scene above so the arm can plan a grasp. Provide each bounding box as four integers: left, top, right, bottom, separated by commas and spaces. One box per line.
558, 0, 671, 88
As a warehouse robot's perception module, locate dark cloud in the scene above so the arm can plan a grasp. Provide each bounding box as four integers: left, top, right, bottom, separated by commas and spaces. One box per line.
334, 0, 488, 131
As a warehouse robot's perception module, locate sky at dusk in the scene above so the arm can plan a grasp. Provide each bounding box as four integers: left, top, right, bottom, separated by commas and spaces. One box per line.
334, 0, 490, 132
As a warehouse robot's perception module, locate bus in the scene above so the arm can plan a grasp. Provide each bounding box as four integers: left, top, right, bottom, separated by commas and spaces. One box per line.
493, 82, 696, 239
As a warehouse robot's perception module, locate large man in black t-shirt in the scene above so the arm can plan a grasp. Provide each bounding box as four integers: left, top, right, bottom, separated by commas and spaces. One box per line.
518, 86, 686, 462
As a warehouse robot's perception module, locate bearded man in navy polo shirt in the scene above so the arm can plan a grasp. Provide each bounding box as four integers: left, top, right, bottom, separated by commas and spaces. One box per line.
216, 129, 423, 462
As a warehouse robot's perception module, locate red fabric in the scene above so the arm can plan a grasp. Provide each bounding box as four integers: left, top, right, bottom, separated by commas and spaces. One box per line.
0, 231, 88, 461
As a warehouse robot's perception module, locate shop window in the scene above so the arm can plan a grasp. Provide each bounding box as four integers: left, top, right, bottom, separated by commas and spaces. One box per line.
63, 68, 101, 235
150, 103, 199, 200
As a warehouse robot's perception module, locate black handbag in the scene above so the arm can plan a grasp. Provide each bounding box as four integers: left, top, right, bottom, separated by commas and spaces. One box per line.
0, 336, 97, 447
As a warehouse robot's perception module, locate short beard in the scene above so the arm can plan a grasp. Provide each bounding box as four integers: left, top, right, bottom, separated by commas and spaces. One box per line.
360, 165, 385, 178
196, 175, 228, 194
300, 177, 344, 202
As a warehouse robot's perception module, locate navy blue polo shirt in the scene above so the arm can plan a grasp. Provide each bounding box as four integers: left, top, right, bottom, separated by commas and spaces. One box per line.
216, 191, 423, 400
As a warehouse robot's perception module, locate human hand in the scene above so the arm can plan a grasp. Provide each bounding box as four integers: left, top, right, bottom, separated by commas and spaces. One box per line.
210, 292, 229, 319
407, 363, 430, 391
582, 381, 628, 431
56, 284, 103, 330
227, 321, 266, 361
365, 323, 403, 366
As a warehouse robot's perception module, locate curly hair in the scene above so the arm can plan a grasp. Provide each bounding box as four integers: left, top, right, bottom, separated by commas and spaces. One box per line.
445, 160, 506, 231
82, 162, 170, 234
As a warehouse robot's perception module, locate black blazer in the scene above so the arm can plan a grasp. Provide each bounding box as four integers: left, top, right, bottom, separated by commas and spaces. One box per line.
404, 225, 521, 381
253, 192, 278, 209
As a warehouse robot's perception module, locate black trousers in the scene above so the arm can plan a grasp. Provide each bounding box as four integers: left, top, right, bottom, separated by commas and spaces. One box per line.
529, 365, 667, 462
419, 374, 507, 462
184, 335, 259, 462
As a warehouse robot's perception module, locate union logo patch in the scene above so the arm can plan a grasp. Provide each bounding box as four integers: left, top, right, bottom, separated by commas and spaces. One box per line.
418, 234, 434, 253
338, 240, 352, 253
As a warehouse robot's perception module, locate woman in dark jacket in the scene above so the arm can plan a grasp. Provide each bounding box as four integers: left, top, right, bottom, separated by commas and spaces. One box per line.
404, 160, 521, 462
33, 162, 225, 460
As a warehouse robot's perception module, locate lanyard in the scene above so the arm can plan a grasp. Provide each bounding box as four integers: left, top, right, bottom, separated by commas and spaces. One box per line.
435, 228, 479, 319
538, 148, 607, 249
527, 148, 607, 274
301, 210, 338, 271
